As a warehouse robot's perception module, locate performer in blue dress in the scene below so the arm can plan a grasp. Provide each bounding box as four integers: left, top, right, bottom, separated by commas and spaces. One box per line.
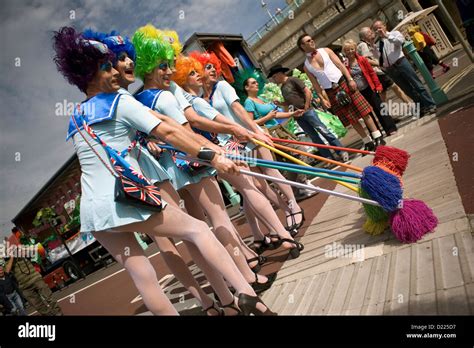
82, 29, 241, 315
174, 54, 304, 258
54, 26, 273, 315
132, 25, 276, 290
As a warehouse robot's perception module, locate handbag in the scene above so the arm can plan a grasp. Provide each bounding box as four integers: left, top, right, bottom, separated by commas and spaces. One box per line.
72, 114, 162, 212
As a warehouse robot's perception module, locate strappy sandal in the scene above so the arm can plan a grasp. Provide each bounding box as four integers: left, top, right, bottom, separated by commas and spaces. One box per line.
202, 302, 223, 316
246, 255, 267, 273
238, 293, 277, 316
220, 297, 242, 316
252, 236, 273, 255
285, 209, 305, 231
279, 238, 304, 260
251, 272, 277, 294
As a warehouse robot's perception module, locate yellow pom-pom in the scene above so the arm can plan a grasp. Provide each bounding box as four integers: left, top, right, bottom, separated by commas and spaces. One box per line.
363, 218, 389, 235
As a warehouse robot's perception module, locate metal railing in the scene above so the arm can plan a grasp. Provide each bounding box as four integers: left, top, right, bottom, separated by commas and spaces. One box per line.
246, 0, 306, 47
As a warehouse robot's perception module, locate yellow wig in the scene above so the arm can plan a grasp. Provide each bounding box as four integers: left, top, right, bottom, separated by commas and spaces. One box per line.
158, 29, 183, 57
173, 55, 204, 87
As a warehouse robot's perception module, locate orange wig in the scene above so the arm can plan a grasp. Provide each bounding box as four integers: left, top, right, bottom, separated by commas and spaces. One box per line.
173, 55, 204, 87
189, 51, 222, 77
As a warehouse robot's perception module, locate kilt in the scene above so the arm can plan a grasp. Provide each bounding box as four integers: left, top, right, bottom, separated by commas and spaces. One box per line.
326, 80, 373, 126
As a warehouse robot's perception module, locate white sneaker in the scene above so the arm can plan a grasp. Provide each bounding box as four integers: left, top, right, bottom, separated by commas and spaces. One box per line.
340, 151, 350, 163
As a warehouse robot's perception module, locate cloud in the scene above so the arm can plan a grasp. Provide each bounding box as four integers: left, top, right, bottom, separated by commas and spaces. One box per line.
0, 0, 286, 238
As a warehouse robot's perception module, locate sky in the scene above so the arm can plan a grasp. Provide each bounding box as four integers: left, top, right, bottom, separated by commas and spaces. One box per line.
0, 0, 288, 239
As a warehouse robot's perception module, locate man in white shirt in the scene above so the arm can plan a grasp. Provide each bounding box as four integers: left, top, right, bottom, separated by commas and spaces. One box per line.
371, 20, 436, 117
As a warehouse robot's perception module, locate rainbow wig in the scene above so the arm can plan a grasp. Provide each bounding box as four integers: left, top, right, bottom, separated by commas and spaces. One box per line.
189, 51, 222, 77
158, 29, 183, 57
173, 55, 204, 88
52, 26, 114, 93
132, 24, 175, 80
83, 29, 136, 62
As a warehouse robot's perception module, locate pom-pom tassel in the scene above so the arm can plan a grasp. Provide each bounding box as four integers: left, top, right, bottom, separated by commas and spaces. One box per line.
389, 199, 438, 243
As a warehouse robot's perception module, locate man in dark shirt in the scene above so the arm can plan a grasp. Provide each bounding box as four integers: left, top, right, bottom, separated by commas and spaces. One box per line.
268, 65, 349, 162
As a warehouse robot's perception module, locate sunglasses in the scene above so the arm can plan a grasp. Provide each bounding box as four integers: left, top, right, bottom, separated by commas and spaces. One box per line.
189, 70, 198, 77
205, 63, 215, 70
158, 62, 172, 70
100, 61, 113, 72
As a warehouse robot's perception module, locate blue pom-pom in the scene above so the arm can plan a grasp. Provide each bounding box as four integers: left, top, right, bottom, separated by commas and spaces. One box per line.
361, 166, 403, 212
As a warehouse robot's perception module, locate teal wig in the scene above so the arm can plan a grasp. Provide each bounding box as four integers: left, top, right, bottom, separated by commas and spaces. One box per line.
132, 29, 175, 80
232, 68, 267, 104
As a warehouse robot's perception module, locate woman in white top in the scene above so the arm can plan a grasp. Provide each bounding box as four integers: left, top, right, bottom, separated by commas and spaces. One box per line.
54, 26, 273, 315
194, 52, 304, 257
132, 26, 278, 297
82, 29, 244, 315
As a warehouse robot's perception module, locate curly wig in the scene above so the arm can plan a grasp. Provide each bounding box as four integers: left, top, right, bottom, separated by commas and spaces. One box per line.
189, 51, 222, 77
83, 29, 136, 62
158, 29, 183, 57
173, 55, 204, 87
132, 24, 175, 80
52, 26, 114, 93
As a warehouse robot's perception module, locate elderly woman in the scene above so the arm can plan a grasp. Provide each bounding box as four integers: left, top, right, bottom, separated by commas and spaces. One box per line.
342, 39, 397, 136
54, 26, 273, 315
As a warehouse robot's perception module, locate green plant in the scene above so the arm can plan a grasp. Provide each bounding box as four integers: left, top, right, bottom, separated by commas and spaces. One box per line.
32, 207, 57, 227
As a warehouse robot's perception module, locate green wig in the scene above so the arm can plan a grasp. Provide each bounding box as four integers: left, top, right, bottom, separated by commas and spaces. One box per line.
132, 25, 175, 81
232, 68, 267, 104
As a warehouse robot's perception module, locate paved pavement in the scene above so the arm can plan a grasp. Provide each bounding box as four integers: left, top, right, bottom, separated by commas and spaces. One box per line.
260, 108, 474, 315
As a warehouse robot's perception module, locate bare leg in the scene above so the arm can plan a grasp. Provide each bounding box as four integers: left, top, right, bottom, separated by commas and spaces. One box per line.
219, 173, 297, 250
91, 231, 178, 315
155, 181, 231, 310
362, 114, 379, 133
181, 240, 234, 307
183, 188, 259, 261
256, 146, 304, 227
112, 205, 261, 299
352, 121, 370, 139
243, 199, 267, 241
251, 170, 288, 210
183, 177, 267, 284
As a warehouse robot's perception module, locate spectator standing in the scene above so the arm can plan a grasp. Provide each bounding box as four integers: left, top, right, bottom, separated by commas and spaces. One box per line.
343, 39, 398, 136
297, 34, 384, 150
371, 20, 437, 117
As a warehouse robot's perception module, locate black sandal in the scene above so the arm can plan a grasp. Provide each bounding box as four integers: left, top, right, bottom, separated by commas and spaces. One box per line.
246, 255, 267, 273
280, 238, 304, 260
251, 272, 277, 294
202, 302, 223, 316
238, 293, 277, 316
252, 236, 273, 254
220, 297, 242, 316
285, 209, 305, 231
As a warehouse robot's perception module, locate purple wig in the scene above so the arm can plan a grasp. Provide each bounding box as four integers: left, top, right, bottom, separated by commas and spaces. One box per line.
52, 26, 115, 93
83, 29, 136, 63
